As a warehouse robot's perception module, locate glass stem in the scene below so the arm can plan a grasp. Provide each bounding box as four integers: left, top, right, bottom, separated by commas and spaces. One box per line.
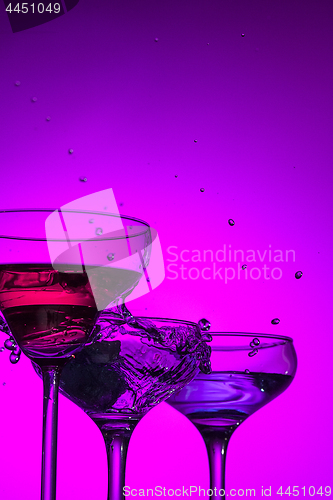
41, 366, 61, 500
201, 430, 233, 500
102, 430, 132, 500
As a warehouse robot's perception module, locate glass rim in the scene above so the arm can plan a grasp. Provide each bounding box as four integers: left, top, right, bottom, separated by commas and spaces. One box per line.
0, 208, 150, 242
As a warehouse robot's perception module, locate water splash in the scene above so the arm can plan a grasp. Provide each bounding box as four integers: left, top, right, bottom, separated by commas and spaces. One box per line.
228, 219, 235, 226
198, 318, 211, 331
271, 318, 280, 325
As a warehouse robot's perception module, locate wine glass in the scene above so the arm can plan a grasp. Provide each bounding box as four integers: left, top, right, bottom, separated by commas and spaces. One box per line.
44, 316, 211, 500
167, 333, 297, 499
0, 209, 152, 500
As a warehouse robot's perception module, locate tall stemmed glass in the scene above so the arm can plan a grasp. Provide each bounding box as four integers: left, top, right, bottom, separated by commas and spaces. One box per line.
52, 316, 211, 500
167, 333, 297, 499
0, 209, 152, 500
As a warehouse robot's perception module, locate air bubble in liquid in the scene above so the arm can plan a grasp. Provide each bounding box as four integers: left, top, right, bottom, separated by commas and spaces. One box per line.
295, 271, 303, 279
252, 338, 260, 346
228, 219, 235, 226
194, 139, 198, 143
200, 188, 205, 192
271, 318, 280, 325
241, 33, 245, 37
198, 318, 211, 331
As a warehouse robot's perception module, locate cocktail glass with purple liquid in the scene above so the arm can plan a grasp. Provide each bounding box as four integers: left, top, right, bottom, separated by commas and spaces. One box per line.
167, 333, 297, 499
53, 315, 211, 500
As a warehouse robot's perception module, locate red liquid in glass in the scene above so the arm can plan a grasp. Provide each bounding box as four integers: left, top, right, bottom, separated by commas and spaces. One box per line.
0, 264, 141, 363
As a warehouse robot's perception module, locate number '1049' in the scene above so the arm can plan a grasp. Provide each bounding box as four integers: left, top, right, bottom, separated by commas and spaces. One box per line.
5, 3, 61, 14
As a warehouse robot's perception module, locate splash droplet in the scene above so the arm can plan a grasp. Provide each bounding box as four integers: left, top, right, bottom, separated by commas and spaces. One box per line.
10, 353, 20, 364
245, 369, 250, 374
252, 338, 260, 346
46, 116, 51, 121
15, 81, 21, 86
4, 338, 16, 351
31, 97, 37, 102
79, 177, 87, 182
107, 253, 115, 262
242, 264, 247, 270
95, 227, 103, 236
154, 38, 159, 42
295, 271, 303, 279
248, 349, 258, 357
271, 318, 280, 325
198, 318, 211, 331
68, 149, 74, 154
200, 188, 205, 193
241, 33, 245, 37
228, 218, 235, 226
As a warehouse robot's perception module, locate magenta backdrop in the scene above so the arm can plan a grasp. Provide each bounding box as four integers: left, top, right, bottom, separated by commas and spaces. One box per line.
0, 0, 332, 498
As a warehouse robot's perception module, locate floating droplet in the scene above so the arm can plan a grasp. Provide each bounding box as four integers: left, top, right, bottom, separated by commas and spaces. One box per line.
271, 318, 280, 325
3, 382, 6, 386
194, 139, 198, 143
295, 271, 303, 279
154, 38, 159, 42
241, 33, 245, 37
46, 116, 51, 121
242, 264, 247, 270
107, 253, 115, 261
245, 369, 250, 374
68, 149, 74, 154
175, 175, 178, 178
198, 318, 211, 331
95, 227, 103, 236
9, 353, 20, 364
4, 338, 16, 351
12, 345, 21, 355
252, 338, 260, 346
260, 388, 265, 392
89, 219, 94, 224
31, 97, 37, 102
15, 81, 21, 86
228, 219, 235, 226
248, 349, 258, 357
200, 188, 205, 192
207, 43, 209, 45
79, 177, 87, 182
0, 347, 4, 353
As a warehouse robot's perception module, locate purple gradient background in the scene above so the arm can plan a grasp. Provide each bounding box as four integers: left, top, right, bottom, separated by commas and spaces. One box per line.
0, 0, 332, 498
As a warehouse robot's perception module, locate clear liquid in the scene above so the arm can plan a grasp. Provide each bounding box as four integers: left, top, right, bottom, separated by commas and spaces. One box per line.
58, 331, 200, 420
0, 264, 141, 362
167, 372, 293, 430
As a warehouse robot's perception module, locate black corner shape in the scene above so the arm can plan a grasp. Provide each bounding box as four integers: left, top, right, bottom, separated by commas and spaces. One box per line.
3, 0, 80, 33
